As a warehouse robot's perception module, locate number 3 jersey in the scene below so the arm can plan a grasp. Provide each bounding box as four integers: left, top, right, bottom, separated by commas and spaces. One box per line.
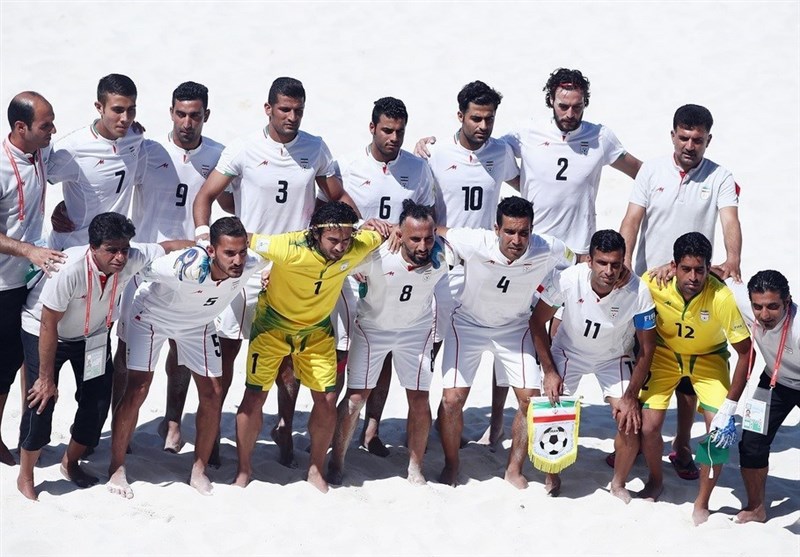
539, 264, 655, 359
444, 228, 574, 328
215, 128, 336, 235
130, 136, 225, 241
129, 247, 267, 335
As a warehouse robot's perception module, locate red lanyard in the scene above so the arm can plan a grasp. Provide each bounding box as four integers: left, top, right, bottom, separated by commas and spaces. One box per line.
84, 250, 119, 337
2, 139, 45, 222
747, 305, 793, 388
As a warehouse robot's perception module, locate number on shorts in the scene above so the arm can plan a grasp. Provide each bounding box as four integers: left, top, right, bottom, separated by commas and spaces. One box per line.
250, 352, 259, 374
556, 158, 568, 181
583, 319, 601, 339
313, 280, 322, 295
276, 180, 288, 203
175, 182, 188, 207
640, 370, 653, 391
461, 186, 483, 211
496, 275, 510, 293
399, 284, 413, 302
114, 169, 126, 193
210, 333, 221, 357
675, 323, 695, 338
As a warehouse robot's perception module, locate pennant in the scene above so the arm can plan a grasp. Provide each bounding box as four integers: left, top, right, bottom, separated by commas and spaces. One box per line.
527, 396, 581, 473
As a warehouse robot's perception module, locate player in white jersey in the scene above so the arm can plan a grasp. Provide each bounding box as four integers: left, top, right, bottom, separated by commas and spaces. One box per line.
0, 92, 64, 466
618, 104, 743, 479
331, 97, 435, 458
118, 81, 227, 454
16, 212, 189, 501
436, 197, 575, 487
531, 230, 656, 500
192, 77, 355, 466
108, 217, 266, 499
328, 201, 447, 485
501, 68, 641, 257
46, 74, 144, 250
729, 271, 800, 523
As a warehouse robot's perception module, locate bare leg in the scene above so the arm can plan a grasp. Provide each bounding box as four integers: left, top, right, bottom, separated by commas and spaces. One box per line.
233, 388, 269, 487
307, 389, 338, 493
111, 340, 128, 415
406, 389, 431, 485
609, 403, 641, 503
0, 393, 15, 465
482, 366, 508, 451
159, 341, 190, 454
60, 438, 98, 488
638, 408, 666, 501
210, 336, 241, 468
438, 386, 470, 486
693, 409, 722, 525
504, 387, 537, 491
189, 373, 222, 496
17, 448, 41, 500
107, 370, 153, 499
359, 354, 392, 457
735, 467, 768, 523
328, 388, 369, 485
271, 357, 299, 467
673, 388, 697, 465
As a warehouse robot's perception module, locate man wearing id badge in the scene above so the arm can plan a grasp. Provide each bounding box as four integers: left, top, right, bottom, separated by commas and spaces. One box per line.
16, 212, 190, 500
731, 270, 799, 523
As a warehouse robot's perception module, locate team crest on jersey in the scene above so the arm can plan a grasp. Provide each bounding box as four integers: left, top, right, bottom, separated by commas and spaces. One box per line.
700, 185, 712, 200
522, 263, 533, 272
700, 310, 710, 321
201, 164, 211, 177
300, 157, 309, 169
580, 141, 590, 155
610, 306, 619, 319
486, 160, 494, 173
340, 262, 349, 271
399, 175, 409, 187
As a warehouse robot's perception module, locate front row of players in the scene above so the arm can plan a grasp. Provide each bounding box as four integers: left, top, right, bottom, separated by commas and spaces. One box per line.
15, 200, 797, 525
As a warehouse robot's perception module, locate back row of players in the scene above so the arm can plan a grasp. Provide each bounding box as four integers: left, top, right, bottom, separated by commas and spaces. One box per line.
1, 71, 794, 526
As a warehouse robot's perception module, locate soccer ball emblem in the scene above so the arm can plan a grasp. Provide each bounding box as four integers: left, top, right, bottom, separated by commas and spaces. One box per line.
539, 426, 568, 455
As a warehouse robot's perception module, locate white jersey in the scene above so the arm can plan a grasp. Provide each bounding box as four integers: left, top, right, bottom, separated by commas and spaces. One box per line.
215, 128, 335, 235
729, 280, 800, 390
0, 139, 48, 290
427, 134, 519, 229
353, 240, 448, 330
21, 242, 164, 341
130, 247, 267, 335
503, 119, 626, 254
445, 228, 574, 328
540, 263, 656, 359
131, 135, 225, 241
630, 155, 739, 275
45, 124, 145, 249
340, 147, 434, 224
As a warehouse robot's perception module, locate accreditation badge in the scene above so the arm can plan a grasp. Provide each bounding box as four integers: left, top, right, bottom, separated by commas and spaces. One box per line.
83, 330, 108, 381
742, 387, 771, 435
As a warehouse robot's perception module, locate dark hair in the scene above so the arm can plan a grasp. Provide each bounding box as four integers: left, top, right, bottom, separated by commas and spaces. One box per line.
457, 81, 502, 113
589, 229, 626, 258
7, 91, 46, 128
210, 216, 247, 245
672, 232, 712, 266
544, 68, 590, 108
748, 270, 791, 301
88, 212, 136, 247
398, 199, 433, 226
306, 201, 359, 250
268, 77, 305, 105
496, 196, 534, 226
673, 104, 713, 132
97, 74, 137, 104
371, 97, 408, 125
172, 81, 209, 109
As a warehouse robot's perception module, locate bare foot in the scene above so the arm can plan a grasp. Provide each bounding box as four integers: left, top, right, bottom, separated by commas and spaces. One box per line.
478, 426, 506, 453
270, 424, 296, 468
232, 470, 251, 488
1, 441, 16, 466
326, 462, 344, 486
158, 419, 183, 454
60, 459, 99, 488
504, 470, 529, 490
306, 467, 329, 493
438, 465, 458, 487
637, 479, 663, 501
610, 484, 632, 504
692, 506, 710, 526
189, 466, 213, 496
544, 473, 561, 497
16, 475, 38, 501
407, 464, 427, 486
364, 437, 390, 458
107, 466, 134, 499
735, 506, 767, 524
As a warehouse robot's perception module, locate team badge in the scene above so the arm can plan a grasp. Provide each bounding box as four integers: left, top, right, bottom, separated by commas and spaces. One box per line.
700, 310, 710, 321
610, 306, 619, 319
399, 175, 409, 187
201, 164, 211, 177
339, 262, 349, 271
486, 160, 494, 173
580, 141, 589, 155
300, 157, 309, 169
700, 185, 712, 200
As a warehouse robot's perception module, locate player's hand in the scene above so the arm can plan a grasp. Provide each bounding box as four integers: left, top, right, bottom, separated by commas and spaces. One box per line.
647, 263, 674, 288
24, 245, 66, 278
709, 398, 738, 449
353, 272, 367, 284
542, 371, 563, 405
131, 121, 146, 134
27, 377, 58, 415
387, 228, 402, 254
50, 201, 75, 233
711, 260, 742, 283
260, 268, 271, 290
361, 218, 393, 239
413, 136, 437, 159
613, 264, 632, 290
614, 394, 642, 435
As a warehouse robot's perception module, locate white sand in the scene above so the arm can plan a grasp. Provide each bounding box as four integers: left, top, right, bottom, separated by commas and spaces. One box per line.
1, 2, 798, 556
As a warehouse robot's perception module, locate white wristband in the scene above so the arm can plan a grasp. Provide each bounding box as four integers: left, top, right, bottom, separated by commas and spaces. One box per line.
719, 398, 737, 415
194, 225, 210, 238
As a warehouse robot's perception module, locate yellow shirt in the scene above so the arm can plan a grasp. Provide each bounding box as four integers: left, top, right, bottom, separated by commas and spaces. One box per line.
250, 229, 382, 332
644, 273, 749, 355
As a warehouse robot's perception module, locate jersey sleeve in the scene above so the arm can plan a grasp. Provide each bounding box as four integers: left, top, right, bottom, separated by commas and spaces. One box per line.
140, 246, 206, 287
214, 138, 245, 178
716, 287, 751, 344
628, 161, 652, 208
500, 141, 520, 182
442, 228, 483, 261
550, 237, 576, 271
414, 163, 436, 207
538, 268, 565, 308
126, 242, 167, 275
315, 140, 337, 178
38, 265, 81, 313
499, 130, 522, 158
599, 125, 626, 167
716, 170, 739, 209
45, 146, 78, 184
633, 279, 656, 330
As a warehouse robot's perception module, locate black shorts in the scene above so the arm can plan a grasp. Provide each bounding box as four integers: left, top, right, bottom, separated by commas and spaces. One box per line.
0, 286, 28, 394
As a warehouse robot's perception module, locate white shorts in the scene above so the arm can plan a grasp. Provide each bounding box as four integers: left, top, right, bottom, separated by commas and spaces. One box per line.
331, 276, 359, 351
116, 274, 144, 344
441, 314, 540, 390
216, 269, 267, 340
125, 315, 222, 377
433, 265, 463, 343
347, 319, 436, 391
553, 348, 633, 400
